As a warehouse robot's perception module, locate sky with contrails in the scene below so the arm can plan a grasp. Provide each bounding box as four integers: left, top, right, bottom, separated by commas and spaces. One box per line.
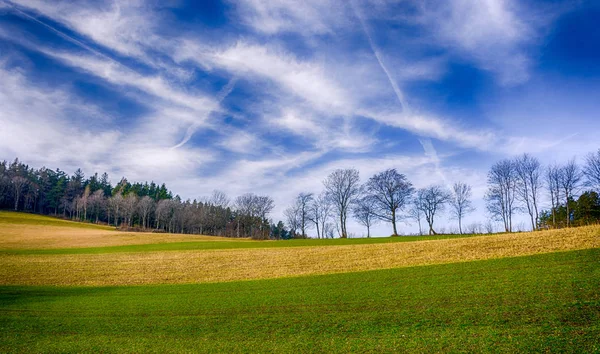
1, 0, 599, 236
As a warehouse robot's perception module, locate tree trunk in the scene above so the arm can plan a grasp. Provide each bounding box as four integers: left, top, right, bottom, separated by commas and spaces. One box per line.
392, 209, 398, 236
429, 224, 436, 235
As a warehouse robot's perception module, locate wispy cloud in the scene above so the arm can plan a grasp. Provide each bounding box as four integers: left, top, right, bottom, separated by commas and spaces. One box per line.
350, 0, 408, 112
0, 0, 592, 236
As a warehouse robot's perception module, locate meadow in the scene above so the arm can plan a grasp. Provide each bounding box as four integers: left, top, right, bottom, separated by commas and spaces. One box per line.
1, 211, 599, 352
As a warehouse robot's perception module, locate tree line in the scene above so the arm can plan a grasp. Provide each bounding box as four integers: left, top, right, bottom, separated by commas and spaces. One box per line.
1, 148, 599, 239
486, 151, 600, 232
0, 159, 273, 239
284, 149, 600, 238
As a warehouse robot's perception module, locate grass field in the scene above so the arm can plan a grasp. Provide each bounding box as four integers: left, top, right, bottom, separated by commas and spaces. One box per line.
1, 211, 599, 352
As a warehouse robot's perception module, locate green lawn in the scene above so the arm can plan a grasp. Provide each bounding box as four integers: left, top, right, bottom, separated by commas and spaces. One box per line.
1, 248, 598, 353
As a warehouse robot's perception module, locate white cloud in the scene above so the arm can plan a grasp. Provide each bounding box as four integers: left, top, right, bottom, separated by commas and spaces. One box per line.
1, 0, 591, 238
420, 0, 537, 85
177, 41, 350, 113
230, 0, 348, 35
0, 61, 214, 185
12, 0, 157, 60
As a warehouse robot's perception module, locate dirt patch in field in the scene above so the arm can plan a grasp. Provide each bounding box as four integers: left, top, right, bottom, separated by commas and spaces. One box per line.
0, 224, 242, 249
1, 226, 599, 286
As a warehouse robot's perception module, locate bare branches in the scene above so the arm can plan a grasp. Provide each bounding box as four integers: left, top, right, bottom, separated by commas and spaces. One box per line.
485, 159, 518, 232
415, 185, 451, 235
559, 159, 582, 227
323, 169, 361, 238
450, 182, 475, 234
352, 195, 379, 238
583, 149, 600, 191
514, 154, 542, 230
363, 169, 413, 236
308, 192, 332, 239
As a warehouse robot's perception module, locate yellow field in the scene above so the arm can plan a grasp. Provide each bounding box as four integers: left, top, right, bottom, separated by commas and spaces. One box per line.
1, 212, 599, 286
0, 218, 246, 250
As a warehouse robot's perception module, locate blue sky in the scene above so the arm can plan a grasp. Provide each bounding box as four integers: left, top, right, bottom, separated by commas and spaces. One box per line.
1, 0, 599, 236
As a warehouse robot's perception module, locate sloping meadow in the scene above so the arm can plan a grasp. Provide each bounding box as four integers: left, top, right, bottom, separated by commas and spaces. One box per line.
0, 213, 599, 286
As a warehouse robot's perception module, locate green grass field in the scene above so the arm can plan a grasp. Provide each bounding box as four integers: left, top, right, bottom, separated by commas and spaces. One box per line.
1, 212, 599, 352
1, 250, 599, 353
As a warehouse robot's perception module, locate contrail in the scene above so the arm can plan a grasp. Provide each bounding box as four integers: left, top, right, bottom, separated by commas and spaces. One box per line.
419, 138, 448, 185
349, 0, 408, 113
172, 76, 238, 149
351, 1, 448, 183
3, 1, 136, 73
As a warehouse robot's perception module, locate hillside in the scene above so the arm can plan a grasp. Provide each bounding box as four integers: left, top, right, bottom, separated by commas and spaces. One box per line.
1, 212, 599, 352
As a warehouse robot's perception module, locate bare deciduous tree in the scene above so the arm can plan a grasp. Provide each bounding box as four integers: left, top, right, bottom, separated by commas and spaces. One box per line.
138, 196, 155, 229
308, 192, 332, 239
235, 193, 274, 238
294, 192, 314, 237
514, 154, 542, 230
407, 198, 424, 236
11, 176, 28, 211
323, 168, 361, 238
109, 193, 124, 227
210, 190, 230, 208
559, 159, 582, 227
583, 149, 600, 191
122, 193, 138, 227
450, 182, 475, 234
485, 159, 518, 232
284, 203, 301, 237
81, 185, 91, 221
155, 198, 175, 231
89, 189, 106, 223
352, 196, 379, 238
415, 185, 451, 235
364, 169, 413, 236
546, 164, 561, 227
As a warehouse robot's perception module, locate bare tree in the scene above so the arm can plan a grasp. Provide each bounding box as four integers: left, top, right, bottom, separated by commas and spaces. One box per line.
11, 176, 28, 211
485, 159, 518, 232
449, 182, 475, 234
235, 193, 274, 238
210, 190, 230, 208
254, 195, 274, 220
138, 196, 155, 229
284, 204, 301, 238
122, 193, 138, 227
88, 189, 106, 223
308, 192, 332, 239
323, 168, 361, 238
364, 169, 413, 236
324, 222, 335, 239
583, 149, 600, 191
415, 185, 451, 235
514, 154, 542, 230
81, 185, 91, 221
546, 164, 561, 227
559, 159, 582, 227
109, 193, 124, 227
155, 198, 175, 231
352, 196, 379, 237
407, 199, 424, 236
294, 192, 314, 237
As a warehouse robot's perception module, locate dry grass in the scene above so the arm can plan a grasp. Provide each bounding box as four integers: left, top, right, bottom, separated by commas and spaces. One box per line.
1, 225, 599, 286
0, 224, 244, 250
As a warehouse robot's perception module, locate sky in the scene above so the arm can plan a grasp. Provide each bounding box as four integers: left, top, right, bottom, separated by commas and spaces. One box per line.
1, 0, 599, 236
